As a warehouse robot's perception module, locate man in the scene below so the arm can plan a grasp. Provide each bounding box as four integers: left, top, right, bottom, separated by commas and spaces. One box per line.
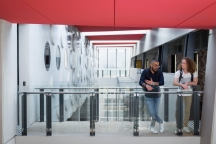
173, 57, 198, 134
139, 59, 164, 133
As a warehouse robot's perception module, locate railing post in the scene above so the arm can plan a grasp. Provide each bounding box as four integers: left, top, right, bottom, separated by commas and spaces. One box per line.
164, 88, 169, 122
95, 89, 99, 122
129, 89, 133, 122
46, 93, 52, 136
40, 89, 44, 122
22, 93, 27, 136
59, 89, 64, 122
194, 92, 200, 135
90, 93, 95, 136
133, 92, 139, 136
176, 92, 183, 135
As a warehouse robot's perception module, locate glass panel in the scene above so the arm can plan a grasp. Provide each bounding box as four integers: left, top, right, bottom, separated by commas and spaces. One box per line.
111, 70, 117, 77
117, 49, 125, 69
108, 49, 116, 69
17, 80, 201, 136
99, 49, 107, 70
126, 49, 131, 69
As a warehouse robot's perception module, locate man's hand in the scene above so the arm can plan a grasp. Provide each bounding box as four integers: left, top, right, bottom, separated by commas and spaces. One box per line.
145, 78, 154, 85
146, 85, 153, 91
181, 83, 189, 90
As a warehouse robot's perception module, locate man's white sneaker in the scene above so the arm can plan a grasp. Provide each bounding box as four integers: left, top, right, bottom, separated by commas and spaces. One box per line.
159, 121, 164, 133
150, 127, 158, 134
183, 127, 190, 133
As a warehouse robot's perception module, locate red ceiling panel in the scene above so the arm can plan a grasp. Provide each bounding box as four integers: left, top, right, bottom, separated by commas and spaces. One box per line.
115, 0, 216, 28
0, 0, 216, 28
176, 3, 216, 28
20, 0, 114, 25
76, 26, 149, 32
0, 0, 52, 24
88, 34, 144, 40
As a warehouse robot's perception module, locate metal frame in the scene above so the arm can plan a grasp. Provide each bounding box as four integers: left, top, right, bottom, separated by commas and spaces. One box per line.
176, 92, 183, 135
46, 93, 52, 136
194, 92, 200, 135
164, 88, 169, 122
59, 89, 64, 122
22, 93, 27, 136
19, 91, 202, 95
18, 89, 203, 137
40, 89, 44, 122
133, 92, 139, 136
90, 93, 95, 136
34, 87, 178, 90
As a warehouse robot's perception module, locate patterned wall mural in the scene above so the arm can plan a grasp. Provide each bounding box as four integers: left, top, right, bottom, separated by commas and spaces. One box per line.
175, 53, 183, 71
167, 53, 183, 73
168, 55, 171, 72
197, 49, 207, 91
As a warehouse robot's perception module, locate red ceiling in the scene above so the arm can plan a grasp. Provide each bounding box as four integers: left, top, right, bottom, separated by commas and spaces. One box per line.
0, 0, 216, 29
115, 0, 216, 29
88, 34, 144, 40
0, 0, 114, 25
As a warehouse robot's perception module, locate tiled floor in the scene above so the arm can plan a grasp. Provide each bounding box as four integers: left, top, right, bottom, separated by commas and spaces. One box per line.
25, 121, 194, 137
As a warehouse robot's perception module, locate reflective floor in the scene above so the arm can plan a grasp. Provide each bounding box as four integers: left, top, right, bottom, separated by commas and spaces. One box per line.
25, 121, 194, 136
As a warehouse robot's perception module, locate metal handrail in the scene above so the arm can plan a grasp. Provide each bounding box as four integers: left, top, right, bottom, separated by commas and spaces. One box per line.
34, 86, 178, 89
19, 88, 203, 136
18, 91, 203, 95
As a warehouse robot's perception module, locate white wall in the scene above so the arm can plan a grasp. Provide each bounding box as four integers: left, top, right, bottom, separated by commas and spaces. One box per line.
0, 20, 17, 144
19, 24, 97, 126
132, 28, 194, 57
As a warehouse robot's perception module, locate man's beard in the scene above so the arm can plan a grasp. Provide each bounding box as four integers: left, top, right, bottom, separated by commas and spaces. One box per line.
151, 67, 158, 72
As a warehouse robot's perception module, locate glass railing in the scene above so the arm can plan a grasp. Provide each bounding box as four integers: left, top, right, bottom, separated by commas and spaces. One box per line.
17, 84, 202, 137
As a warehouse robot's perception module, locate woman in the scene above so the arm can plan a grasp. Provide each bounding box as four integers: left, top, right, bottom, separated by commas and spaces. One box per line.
173, 57, 198, 134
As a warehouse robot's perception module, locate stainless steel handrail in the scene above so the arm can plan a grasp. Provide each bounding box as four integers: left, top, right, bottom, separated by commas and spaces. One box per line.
34, 86, 178, 89
18, 91, 203, 95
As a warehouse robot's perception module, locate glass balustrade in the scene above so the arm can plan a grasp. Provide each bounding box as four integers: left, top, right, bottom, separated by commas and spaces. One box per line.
17, 80, 202, 137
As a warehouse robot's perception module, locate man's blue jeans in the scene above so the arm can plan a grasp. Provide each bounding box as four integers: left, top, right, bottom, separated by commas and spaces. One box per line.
145, 97, 163, 127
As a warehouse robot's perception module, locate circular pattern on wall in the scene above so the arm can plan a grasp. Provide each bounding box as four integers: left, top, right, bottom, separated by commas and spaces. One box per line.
44, 42, 51, 71
68, 26, 75, 34
73, 67, 80, 84
82, 67, 86, 81
60, 27, 67, 48
64, 48, 69, 69
85, 57, 89, 68
71, 34, 77, 51
80, 40, 83, 54
85, 45, 89, 56
56, 45, 61, 70
67, 34, 72, 49
70, 50, 77, 69
50, 25, 55, 45
78, 54, 82, 66
65, 25, 68, 31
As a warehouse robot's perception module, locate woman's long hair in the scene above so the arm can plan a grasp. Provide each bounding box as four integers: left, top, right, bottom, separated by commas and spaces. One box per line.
178, 57, 196, 73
